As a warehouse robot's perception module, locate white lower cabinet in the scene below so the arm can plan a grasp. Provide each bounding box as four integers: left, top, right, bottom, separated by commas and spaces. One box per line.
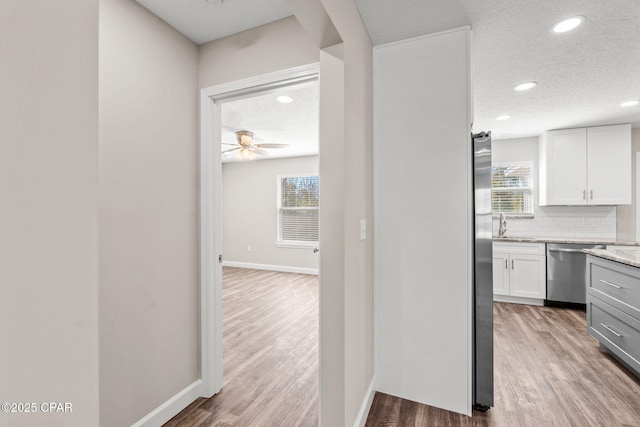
493, 242, 546, 303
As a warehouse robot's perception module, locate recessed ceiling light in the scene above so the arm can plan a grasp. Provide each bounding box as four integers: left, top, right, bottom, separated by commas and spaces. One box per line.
514, 82, 537, 91
276, 95, 293, 103
621, 100, 639, 107
553, 16, 584, 33
496, 115, 512, 121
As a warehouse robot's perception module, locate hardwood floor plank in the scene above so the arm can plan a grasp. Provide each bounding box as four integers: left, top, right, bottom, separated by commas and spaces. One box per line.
164, 267, 318, 426
366, 302, 640, 426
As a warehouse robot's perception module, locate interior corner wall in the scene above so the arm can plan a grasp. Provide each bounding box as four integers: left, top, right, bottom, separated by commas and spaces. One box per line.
373, 27, 472, 416
222, 156, 319, 270
0, 1, 99, 426
287, 0, 375, 424
98, 0, 200, 425
318, 43, 346, 427
198, 16, 319, 89
322, 7, 375, 427
341, 32, 374, 427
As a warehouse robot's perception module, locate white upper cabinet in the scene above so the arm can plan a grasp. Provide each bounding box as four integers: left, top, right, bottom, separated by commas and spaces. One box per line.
539, 124, 631, 206
587, 125, 632, 205
540, 128, 588, 205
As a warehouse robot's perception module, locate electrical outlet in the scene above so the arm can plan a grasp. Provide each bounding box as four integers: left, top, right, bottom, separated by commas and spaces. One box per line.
247, 245, 252, 251
360, 219, 366, 241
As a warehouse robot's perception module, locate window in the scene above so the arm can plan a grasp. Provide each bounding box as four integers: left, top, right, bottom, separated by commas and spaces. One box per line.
491, 162, 534, 216
277, 175, 319, 246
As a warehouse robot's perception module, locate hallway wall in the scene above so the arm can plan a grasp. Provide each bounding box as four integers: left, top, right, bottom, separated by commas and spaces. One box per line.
0, 1, 100, 426
99, 0, 200, 425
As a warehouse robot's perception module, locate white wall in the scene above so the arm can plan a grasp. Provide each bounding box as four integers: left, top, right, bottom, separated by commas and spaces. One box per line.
0, 1, 99, 426
222, 156, 319, 271
616, 128, 640, 241
99, 0, 200, 425
316, 0, 375, 424
493, 136, 617, 239
374, 27, 472, 415
199, 16, 319, 89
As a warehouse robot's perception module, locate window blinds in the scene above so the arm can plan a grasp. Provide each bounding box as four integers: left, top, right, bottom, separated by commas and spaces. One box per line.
279, 176, 319, 242
491, 164, 533, 215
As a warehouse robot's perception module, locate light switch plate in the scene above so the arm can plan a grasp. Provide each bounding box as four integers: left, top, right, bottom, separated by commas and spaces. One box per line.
360, 219, 366, 240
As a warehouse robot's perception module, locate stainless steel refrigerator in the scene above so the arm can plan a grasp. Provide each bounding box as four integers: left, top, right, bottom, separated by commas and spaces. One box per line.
472, 131, 493, 412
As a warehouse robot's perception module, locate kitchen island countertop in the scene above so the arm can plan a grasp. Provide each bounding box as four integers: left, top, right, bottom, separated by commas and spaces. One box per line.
583, 248, 640, 268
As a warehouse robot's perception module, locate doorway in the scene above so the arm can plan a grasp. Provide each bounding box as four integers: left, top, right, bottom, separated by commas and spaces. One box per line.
199, 64, 320, 420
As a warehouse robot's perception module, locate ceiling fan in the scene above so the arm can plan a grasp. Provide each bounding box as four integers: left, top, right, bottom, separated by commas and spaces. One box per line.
222, 130, 289, 161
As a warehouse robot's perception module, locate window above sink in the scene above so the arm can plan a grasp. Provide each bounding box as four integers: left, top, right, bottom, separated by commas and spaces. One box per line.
492, 161, 534, 217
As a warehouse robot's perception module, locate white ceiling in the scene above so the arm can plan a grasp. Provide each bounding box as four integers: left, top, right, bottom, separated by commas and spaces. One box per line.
220, 82, 319, 163
463, 0, 640, 139
135, 0, 292, 45
356, 0, 470, 46
137, 0, 640, 143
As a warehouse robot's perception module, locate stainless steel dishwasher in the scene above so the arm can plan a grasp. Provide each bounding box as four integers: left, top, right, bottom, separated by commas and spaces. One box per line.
546, 243, 606, 307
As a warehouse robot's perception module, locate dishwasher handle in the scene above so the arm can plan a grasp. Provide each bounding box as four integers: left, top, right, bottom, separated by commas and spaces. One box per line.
548, 245, 606, 254
548, 248, 586, 253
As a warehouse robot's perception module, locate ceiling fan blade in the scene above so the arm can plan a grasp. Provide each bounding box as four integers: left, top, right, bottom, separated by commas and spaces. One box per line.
222, 146, 241, 154
255, 143, 289, 149
252, 147, 269, 156
221, 142, 236, 146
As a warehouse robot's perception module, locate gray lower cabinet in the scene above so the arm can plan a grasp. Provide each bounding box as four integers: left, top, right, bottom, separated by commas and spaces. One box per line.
586, 255, 640, 377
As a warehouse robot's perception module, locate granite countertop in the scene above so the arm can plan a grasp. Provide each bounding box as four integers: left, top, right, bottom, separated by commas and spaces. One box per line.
584, 248, 640, 268
493, 236, 640, 246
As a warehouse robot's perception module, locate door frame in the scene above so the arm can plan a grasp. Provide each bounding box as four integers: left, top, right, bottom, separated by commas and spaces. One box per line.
199, 63, 320, 397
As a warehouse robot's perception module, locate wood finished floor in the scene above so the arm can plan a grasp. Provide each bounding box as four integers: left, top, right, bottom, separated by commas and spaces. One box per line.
366, 302, 640, 426
164, 267, 318, 426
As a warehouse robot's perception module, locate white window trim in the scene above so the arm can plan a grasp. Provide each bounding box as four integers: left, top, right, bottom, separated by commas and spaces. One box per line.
276, 173, 319, 248
492, 161, 535, 218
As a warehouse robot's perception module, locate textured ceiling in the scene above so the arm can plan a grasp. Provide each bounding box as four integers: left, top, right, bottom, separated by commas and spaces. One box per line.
356, 0, 470, 46
463, 0, 640, 139
220, 82, 318, 163
357, 0, 640, 140
135, 0, 292, 45
137, 0, 640, 143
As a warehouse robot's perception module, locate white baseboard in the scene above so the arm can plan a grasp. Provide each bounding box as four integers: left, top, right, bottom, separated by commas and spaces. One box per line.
131, 380, 202, 427
222, 260, 318, 275
353, 376, 376, 427
493, 295, 544, 306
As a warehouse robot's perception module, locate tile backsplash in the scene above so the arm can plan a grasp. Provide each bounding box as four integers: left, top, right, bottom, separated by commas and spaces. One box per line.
493, 205, 617, 239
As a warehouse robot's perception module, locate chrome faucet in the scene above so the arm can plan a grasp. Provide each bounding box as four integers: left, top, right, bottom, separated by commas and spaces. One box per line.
498, 212, 507, 237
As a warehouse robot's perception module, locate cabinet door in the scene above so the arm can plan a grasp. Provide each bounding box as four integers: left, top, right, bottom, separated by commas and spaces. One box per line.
545, 128, 588, 205
509, 254, 546, 299
492, 253, 510, 296
587, 124, 631, 205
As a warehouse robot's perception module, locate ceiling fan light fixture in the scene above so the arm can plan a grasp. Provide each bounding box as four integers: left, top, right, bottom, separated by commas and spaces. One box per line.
237, 148, 255, 161
236, 130, 255, 146
553, 16, 584, 33
496, 115, 512, 121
